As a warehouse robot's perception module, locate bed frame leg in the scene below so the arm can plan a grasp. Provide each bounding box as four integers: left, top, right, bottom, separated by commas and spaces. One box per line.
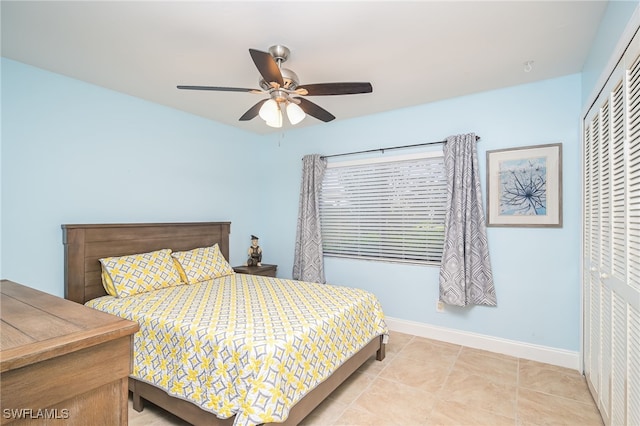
132, 392, 144, 412
376, 336, 386, 361
130, 380, 144, 412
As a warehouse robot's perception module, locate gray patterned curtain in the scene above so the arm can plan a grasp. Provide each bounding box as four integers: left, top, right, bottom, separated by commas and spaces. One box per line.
439, 133, 496, 306
293, 154, 326, 283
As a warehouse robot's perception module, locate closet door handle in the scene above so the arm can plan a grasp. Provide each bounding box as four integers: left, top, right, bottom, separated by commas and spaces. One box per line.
590, 266, 598, 272
600, 273, 609, 279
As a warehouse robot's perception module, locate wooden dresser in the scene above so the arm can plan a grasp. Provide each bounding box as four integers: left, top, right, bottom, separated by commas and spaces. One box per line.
0, 280, 139, 425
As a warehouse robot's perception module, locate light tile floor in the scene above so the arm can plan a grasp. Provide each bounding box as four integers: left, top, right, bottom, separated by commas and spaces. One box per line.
129, 331, 603, 425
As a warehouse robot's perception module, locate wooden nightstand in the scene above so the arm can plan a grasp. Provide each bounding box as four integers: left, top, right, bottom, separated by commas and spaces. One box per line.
233, 264, 277, 277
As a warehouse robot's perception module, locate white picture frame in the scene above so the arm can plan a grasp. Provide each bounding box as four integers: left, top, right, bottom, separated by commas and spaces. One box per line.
486, 143, 562, 228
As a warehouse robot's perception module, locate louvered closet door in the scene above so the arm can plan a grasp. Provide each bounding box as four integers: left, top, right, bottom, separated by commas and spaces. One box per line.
583, 29, 640, 426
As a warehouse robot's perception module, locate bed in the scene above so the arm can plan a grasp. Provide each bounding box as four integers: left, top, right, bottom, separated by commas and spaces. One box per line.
62, 222, 387, 426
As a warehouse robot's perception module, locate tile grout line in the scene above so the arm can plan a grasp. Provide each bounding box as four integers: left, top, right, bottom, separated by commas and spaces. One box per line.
328, 334, 415, 425
424, 341, 464, 424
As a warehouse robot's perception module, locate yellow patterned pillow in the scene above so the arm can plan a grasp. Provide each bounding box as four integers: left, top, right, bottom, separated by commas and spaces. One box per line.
99, 249, 182, 297
101, 267, 117, 296
171, 244, 234, 284
172, 257, 189, 283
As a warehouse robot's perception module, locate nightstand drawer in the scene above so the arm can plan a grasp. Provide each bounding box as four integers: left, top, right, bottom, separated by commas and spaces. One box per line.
233, 264, 277, 277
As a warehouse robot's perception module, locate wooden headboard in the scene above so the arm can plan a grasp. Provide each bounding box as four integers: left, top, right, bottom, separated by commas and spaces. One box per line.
62, 222, 231, 304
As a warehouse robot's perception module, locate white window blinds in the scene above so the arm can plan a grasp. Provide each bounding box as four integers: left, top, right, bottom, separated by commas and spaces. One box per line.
319, 153, 446, 264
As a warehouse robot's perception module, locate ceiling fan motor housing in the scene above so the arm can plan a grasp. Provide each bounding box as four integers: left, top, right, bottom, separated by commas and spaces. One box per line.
259, 68, 299, 91
258, 45, 299, 91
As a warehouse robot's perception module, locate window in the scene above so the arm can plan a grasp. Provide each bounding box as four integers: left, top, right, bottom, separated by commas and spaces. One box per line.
319, 152, 447, 265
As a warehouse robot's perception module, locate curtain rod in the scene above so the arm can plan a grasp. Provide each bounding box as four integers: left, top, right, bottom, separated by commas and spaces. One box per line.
320, 135, 480, 160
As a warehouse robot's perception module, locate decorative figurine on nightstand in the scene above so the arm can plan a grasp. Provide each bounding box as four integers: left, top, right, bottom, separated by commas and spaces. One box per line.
246, 235, 262, 266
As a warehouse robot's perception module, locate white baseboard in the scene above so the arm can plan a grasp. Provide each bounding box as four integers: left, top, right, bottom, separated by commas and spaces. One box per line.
385, 316, 580, 371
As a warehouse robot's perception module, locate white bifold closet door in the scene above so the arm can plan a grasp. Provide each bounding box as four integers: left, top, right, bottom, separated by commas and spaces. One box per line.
583, 28, 640, 426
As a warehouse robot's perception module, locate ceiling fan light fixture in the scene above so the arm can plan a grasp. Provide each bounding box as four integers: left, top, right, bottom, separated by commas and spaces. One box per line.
265, 108, 283, 128
286, 102, 306, 125
259, 99, 280, 122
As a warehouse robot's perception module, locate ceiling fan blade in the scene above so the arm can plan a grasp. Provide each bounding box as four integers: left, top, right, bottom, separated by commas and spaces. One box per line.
177, 85, 261, 93
249, 49, 284, 87
294, 97, 335, 122
297, 82, 373, 96
239, 99, 268, 121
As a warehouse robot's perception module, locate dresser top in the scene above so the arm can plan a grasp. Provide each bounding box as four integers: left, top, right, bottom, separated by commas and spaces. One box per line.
0, 280, 138, 373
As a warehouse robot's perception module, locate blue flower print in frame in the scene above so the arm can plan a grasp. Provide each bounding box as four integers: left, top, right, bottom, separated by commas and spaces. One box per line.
498, 156, 547, 216
486, 143, 562, 227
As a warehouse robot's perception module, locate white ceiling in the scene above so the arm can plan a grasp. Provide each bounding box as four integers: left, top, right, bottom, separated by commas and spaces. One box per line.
1, 1, 608, 134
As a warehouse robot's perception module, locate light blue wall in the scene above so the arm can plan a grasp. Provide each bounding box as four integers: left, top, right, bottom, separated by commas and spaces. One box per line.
0, 58, 271, 296
0, 57, 583, 351
258, 75, 582, 351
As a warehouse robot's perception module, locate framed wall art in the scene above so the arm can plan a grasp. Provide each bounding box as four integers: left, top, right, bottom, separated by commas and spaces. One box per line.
486, 143, 562, 227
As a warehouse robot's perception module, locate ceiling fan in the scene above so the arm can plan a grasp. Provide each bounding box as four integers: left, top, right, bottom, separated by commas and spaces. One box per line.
177, 45, 373, 128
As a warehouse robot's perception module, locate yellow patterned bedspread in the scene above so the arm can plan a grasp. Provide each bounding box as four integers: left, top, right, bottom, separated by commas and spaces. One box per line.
86, 273, 388, 426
